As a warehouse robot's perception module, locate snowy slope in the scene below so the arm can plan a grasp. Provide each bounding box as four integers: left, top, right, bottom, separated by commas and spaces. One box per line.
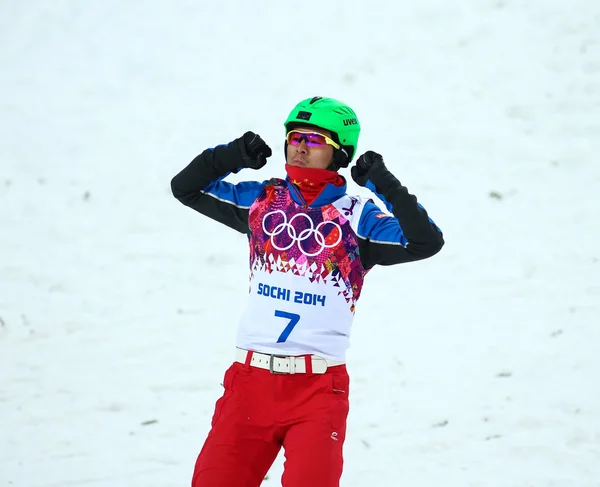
1, 1, 599, 486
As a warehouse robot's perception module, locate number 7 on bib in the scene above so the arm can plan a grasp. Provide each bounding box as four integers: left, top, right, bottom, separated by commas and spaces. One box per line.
275, 310, 301, 343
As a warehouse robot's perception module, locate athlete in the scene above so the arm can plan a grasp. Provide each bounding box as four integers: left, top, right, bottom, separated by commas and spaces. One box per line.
171, 96, 444, 487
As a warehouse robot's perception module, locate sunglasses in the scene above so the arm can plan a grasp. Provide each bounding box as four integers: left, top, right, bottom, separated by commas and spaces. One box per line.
286, 129, 341, 149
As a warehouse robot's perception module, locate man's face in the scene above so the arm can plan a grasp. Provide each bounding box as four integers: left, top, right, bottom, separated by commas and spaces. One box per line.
286, 126, 335, 170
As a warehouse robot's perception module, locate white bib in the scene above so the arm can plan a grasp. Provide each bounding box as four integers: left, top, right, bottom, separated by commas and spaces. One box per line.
236, 180, 369, 361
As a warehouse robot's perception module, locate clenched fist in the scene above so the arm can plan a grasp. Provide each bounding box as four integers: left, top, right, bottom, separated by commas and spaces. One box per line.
238, 131, 272, 170
350, 150, 387, 187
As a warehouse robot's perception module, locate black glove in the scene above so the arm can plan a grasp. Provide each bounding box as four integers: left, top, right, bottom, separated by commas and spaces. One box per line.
351, 150, 388, 187
237, 131, 272, 170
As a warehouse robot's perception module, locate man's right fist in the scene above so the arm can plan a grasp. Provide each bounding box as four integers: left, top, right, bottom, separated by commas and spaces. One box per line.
239, 131, 272, 170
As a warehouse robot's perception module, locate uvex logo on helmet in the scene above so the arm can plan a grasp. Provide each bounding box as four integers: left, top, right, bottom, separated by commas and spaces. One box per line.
343, 118, 358, 126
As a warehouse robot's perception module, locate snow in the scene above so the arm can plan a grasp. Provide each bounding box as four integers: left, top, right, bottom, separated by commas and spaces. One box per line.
1, 1, 599, 486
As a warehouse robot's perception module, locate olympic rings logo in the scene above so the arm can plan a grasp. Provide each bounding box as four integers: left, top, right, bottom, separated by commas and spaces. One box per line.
262, 210, 342, 257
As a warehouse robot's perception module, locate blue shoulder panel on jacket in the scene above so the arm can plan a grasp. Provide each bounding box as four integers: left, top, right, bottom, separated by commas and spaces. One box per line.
358, 200, 409, 246
203, 175, 266, 208
365, 179, 442, 233
365, 180, 393, 212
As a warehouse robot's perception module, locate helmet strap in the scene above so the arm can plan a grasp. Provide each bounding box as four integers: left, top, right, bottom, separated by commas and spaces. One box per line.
329, 148, 350, 171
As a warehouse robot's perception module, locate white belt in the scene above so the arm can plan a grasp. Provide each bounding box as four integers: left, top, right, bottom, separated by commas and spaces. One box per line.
235, 348, 344, 374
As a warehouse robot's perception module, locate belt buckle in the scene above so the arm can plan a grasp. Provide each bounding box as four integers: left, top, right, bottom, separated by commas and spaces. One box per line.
269, 354, 290, 374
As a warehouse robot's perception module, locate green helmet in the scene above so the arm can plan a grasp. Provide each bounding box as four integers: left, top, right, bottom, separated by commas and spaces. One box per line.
284, 96, 361, 163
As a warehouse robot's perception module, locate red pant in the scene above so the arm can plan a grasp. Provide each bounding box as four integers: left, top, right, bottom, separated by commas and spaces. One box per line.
192, 360, 350, 487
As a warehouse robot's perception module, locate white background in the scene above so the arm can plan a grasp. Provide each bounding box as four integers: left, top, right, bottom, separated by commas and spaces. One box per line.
1, 1, 599, 486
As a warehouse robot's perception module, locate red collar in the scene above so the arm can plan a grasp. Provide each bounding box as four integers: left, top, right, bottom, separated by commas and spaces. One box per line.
285, 164, 345, 206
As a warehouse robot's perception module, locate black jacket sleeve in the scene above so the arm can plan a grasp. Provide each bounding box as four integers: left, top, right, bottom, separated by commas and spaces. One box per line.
170, 139, 258, 234
358, 174, 444, 270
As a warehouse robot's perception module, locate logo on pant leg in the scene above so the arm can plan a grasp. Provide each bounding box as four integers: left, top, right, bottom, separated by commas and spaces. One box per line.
331, 431, 339, 441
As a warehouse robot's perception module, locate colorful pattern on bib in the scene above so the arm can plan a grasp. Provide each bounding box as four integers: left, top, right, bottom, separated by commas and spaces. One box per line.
248, 179, 366, 308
